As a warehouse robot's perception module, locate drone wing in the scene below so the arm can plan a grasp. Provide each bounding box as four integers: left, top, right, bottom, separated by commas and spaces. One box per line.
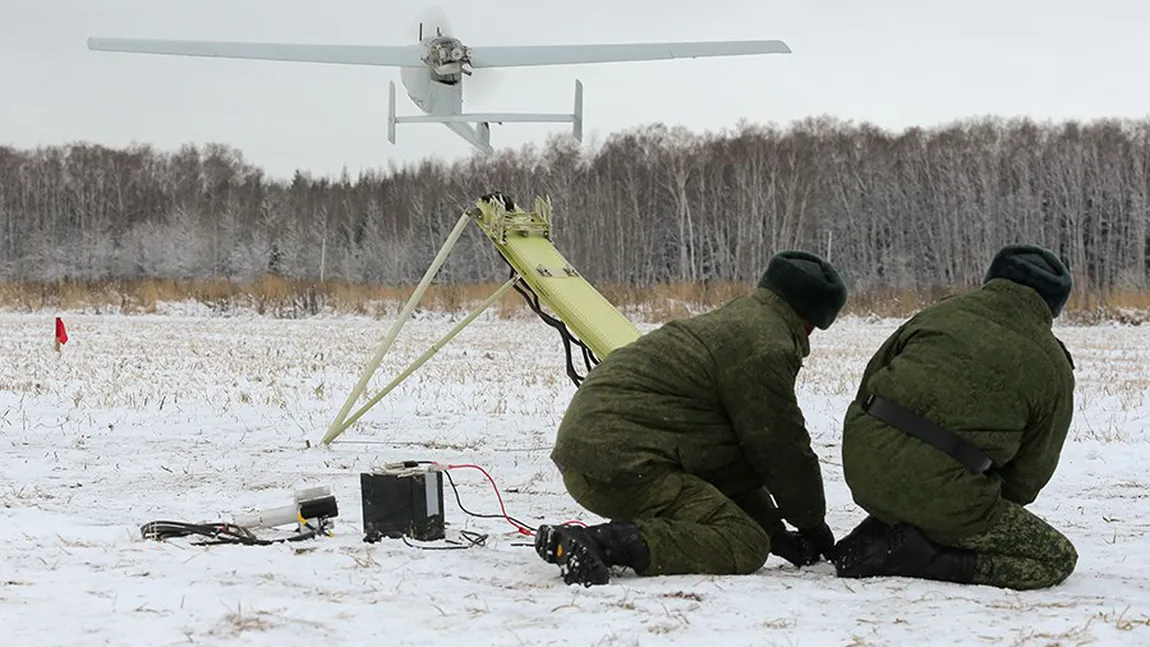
469, 39, 791, 68
86, 38, 424, 67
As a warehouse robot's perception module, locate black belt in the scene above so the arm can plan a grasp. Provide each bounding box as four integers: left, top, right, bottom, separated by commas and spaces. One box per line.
861, 394, 994, 474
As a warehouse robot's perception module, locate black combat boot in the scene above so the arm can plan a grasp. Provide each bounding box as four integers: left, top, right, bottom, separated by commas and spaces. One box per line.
902, 525, 977, 584
534, 522, 651, 587
832, 515, 894, 575
834, 519, 977, 584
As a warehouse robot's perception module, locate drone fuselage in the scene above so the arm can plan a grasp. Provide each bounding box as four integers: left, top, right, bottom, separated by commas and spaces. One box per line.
400, 65, 460, 114
402, 36, 476, 114
396, 36, 491, 151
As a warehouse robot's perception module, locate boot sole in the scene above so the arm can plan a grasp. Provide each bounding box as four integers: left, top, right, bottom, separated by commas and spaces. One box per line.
537, 525, 610, 586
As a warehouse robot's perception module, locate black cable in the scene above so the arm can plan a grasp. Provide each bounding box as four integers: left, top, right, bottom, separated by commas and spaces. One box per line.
139, 520, 328, 546
505, 265, 599, 387
400, 530, 488, 550
581, 343, 596, 373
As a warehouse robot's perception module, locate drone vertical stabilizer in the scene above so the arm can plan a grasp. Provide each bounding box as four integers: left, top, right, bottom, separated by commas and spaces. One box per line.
572, 79, 583, 143
387, 81, 398, 144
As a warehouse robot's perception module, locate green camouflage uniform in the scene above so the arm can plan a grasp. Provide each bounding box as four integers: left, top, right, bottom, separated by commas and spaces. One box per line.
550, 288, 826, 575
840, 278, 1077, 590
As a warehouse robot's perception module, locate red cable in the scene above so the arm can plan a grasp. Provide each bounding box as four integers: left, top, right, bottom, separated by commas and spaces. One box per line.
440, 463, 588, 536
443, 463, 535, 536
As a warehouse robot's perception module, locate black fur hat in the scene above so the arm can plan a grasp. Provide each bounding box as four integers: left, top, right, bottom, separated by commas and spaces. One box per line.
984, 244, 1073, 317
758, 251, 848, 330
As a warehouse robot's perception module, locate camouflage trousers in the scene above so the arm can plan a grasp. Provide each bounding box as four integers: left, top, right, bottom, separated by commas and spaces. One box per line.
562, 469, 773, 576
944, 500, 1078, 590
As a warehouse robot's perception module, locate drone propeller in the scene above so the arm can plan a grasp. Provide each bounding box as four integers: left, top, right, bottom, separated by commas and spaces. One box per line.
411, 4, 504, 105
463, 66, 505, 107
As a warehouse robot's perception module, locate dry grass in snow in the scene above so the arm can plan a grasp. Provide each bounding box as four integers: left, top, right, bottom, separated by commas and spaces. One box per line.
2, 309, 1150, 646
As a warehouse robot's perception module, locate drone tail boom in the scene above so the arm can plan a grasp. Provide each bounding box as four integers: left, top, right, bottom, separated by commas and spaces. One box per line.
394, 113, 573, 124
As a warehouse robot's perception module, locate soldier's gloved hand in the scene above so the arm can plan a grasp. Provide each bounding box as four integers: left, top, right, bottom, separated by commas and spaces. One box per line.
769, 529, 819, 567
797, 521, 836, 562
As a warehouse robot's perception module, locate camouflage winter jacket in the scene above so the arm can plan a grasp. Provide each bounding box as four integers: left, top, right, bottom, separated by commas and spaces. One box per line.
840, 278, 1075, 542
550, 288, 827, 531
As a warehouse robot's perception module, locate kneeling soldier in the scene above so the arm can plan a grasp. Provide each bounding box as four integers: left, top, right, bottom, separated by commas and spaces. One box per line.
534, 251, 847, 586
833, 243, 1078, 590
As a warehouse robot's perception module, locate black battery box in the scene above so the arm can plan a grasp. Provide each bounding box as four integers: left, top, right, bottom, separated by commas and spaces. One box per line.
361, 465, 445, 542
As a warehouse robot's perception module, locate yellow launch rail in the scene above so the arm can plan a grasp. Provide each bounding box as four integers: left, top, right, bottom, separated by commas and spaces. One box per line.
320, 193, 643, 445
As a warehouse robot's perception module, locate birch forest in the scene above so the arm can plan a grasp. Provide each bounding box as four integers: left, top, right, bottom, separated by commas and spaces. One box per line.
2, 115, 1149, 313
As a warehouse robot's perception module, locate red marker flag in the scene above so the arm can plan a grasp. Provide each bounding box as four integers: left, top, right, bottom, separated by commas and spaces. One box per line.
54, 317, 68, 352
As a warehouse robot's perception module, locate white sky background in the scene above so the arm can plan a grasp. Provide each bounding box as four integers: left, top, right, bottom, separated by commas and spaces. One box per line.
2, 0, 1148, 180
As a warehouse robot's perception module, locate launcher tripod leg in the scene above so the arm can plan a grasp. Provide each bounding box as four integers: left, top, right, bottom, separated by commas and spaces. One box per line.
320, 276, 519, 445
322, 212, 471, 444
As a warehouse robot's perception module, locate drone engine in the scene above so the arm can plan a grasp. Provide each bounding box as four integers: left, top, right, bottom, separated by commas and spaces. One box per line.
425, 36, 472, 79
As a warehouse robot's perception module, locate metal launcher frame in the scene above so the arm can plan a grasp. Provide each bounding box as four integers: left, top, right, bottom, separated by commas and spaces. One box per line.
320, 193, 642, 445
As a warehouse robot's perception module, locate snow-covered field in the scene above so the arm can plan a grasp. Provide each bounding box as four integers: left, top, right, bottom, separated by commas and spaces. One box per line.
3, 307, 1150, 646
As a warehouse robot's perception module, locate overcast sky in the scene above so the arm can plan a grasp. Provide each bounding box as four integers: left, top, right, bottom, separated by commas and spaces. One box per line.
3, 0, 1148, 180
